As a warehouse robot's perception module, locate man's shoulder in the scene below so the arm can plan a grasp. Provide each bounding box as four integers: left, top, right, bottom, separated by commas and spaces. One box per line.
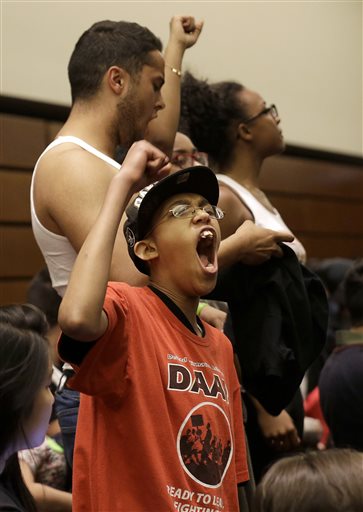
34, 142, 119, 214
37, 142, 117, 179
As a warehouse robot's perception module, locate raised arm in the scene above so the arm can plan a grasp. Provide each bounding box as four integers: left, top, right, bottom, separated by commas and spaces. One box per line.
146, 15, 203, 157
58, 142, 171, 342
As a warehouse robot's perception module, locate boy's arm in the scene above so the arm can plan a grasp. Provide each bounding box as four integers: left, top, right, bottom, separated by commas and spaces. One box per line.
58, 141, 170, 342
146, 15, 203, 157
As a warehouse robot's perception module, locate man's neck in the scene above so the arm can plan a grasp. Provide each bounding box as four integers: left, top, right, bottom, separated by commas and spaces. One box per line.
59, 104, 118, 158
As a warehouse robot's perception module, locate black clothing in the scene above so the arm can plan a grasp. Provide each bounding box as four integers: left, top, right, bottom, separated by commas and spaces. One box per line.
0, 480, 26, 512
208, 244, 329, 415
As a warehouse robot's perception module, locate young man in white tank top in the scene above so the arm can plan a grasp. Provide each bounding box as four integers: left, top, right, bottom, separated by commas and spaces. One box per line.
31, 17, 204, 296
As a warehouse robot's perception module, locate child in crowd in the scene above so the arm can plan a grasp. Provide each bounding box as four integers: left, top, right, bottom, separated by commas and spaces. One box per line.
58, 140, 249, 511
0, 309, 53, 511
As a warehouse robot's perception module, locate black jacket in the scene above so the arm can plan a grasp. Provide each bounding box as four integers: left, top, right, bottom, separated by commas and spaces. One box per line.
208, 244, 329, 415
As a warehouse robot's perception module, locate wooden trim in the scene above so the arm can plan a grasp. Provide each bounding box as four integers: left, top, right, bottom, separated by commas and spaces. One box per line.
0, 95, 70, 122
1, 94, 362, 166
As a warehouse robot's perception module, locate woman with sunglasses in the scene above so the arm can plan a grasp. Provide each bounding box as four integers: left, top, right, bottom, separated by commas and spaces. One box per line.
180, 72, 307, 483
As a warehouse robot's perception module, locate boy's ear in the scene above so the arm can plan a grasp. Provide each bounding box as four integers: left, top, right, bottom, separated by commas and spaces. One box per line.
134, 239, 159, 264
107, 66, 129, 95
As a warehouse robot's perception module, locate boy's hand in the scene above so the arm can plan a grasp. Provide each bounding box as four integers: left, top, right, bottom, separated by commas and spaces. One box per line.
121, 140, 171, 194
169, 15, 204, 50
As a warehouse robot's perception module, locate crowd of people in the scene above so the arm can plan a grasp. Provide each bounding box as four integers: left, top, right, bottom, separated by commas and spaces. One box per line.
1, 13, 362, 512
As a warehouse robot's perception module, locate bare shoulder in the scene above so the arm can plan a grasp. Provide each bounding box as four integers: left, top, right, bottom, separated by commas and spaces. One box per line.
218, 183, 253, 238
33, 143, 119, 249
36, 143, 118, 185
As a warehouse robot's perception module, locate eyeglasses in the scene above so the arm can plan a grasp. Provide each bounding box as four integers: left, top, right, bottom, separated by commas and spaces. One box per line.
244, 104, 278, 124
171, 151, 209, 169
144, 203, 224, 238
168, 204, 224, 220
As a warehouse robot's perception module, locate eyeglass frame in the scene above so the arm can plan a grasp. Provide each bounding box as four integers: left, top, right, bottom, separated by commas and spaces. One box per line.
167, 204, 224, 220
171, 151, 209, 168
243, 104, 278, 124
144, 203, 224, 238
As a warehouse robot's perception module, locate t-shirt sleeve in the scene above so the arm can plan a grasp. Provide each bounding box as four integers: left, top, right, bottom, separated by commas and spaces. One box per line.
59, 285, 130, 399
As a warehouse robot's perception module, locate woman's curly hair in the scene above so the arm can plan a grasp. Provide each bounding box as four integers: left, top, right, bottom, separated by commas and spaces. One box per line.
180, 71, 249, 170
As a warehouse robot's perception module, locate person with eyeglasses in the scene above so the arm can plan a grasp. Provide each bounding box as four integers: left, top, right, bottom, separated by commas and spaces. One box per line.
171, 131, 209, 170
58, 141, 250, 511
180, 72, 307, 483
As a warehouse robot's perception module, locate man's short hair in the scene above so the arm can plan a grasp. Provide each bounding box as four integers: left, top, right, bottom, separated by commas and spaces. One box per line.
68, 20, 163, 103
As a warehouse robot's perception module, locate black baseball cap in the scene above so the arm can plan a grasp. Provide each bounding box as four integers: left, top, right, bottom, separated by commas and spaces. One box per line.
123, 166, 219, 275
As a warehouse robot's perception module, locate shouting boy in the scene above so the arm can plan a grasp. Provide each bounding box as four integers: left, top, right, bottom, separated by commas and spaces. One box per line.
58, 140, 249, 511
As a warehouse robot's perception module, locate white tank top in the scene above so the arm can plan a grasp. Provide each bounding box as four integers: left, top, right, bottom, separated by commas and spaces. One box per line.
30, 136, 121, 297
217, 174, 306, 264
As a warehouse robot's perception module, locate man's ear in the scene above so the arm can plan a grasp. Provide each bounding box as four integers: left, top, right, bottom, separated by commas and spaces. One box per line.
237, 122, 253, 141
134, 239, 159, 264
107, 66, 129, 95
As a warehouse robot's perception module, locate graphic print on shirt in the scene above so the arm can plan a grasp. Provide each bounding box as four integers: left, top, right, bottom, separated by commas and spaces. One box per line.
167, 355, 233, 488
177, 402, 233, 488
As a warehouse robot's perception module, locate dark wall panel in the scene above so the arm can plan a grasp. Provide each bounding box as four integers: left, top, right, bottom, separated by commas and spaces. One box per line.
0, 100, 362, 304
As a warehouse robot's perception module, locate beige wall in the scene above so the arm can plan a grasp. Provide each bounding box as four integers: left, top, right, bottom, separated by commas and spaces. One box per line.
2, 0, 362, 156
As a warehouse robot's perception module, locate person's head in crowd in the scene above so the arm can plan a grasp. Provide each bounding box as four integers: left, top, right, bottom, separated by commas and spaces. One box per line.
171, 132, 209, 172
68, 20, 165, 148
180, 71, 283, 173
253, 448, 363, 512
318, 258, 363, 452
123, 166, 222, 293
27, 267, 61, 329
308, 258, 354, 298
343, 258, 363, 327
308, 257, 353, 329
0, 303, 48, 336
0, 307, 53, 510
26, 267, 62, 364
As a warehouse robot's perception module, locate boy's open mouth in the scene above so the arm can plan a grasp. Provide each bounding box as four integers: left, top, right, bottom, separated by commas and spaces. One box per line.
196, 228, 217, 270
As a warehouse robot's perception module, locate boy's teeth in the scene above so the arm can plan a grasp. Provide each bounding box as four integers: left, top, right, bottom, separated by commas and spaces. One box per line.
200, 230, 213, 239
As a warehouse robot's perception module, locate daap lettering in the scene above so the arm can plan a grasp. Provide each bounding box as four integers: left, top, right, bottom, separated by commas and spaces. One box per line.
167, 364, 228, 402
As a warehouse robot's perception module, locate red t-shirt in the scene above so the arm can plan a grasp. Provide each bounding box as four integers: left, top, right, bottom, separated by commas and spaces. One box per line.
60, 284, 248, 511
